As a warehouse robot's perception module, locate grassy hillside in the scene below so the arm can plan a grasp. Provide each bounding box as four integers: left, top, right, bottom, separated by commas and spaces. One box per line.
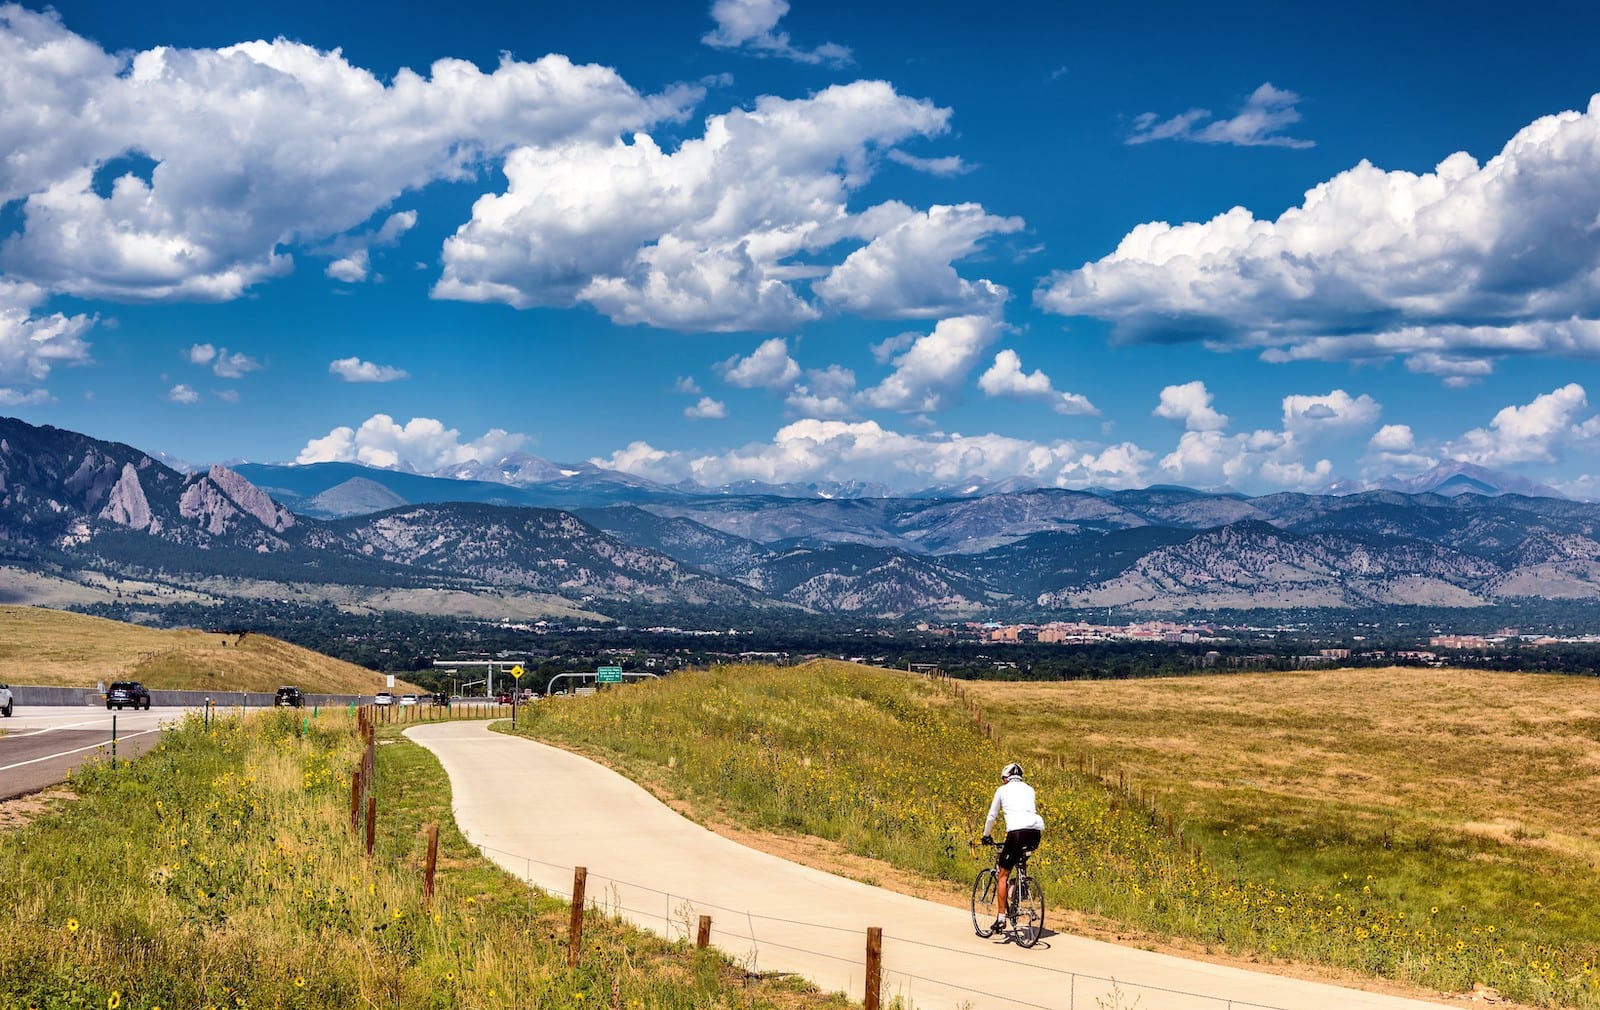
0, 709, 842, 1009
513, 661, 1600, 1009
0, 605, 400, 693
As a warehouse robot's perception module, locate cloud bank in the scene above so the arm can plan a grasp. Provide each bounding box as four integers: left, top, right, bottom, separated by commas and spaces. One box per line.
434, 81, 1000, 332
297, 414, 529, 471
1042, 94, 1600, 379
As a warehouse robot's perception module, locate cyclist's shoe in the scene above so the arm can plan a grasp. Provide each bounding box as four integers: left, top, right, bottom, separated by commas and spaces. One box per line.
991, 916, 1007, 932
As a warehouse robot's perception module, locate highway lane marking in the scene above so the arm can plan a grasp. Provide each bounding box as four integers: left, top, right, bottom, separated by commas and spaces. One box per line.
4, 710, 195, 738
0, 727, 164, 772
7, 718, 174, 739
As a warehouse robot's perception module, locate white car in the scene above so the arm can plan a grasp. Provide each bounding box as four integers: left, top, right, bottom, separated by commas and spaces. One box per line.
400, 694, 417, 706
0, 682, 12, 717
374, 691, 394, 706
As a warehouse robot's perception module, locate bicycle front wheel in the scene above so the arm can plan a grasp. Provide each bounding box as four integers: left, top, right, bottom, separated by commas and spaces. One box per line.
1012, 873, 1045, 948
970, 867, 998, 936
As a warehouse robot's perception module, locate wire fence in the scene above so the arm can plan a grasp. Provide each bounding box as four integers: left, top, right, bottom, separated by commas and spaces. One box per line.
470, 838, 1294, 1010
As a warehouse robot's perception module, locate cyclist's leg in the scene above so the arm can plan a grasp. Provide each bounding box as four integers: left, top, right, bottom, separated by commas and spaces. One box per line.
997, 829, 1041, 924
994, 865, 1010, 923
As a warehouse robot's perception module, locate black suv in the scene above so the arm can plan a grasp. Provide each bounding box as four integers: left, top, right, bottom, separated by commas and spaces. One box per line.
274, 686, 305, 708
106, 681, 151, 710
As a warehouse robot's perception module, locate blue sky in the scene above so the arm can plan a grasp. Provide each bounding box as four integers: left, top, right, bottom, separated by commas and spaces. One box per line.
5, 0, 1600, 496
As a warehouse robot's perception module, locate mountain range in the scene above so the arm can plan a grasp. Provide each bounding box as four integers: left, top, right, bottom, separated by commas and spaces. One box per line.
4, 415, 1600, 622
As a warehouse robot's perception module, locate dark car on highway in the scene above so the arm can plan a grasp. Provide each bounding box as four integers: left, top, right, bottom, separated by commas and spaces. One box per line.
274, 686, 305, 707
106, 681, 151, 710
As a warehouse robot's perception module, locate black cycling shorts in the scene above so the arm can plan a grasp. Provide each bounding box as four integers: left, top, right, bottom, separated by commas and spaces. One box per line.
998, 828, 1041, 870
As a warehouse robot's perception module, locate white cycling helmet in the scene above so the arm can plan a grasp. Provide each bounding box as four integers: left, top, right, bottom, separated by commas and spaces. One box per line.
1001, 762, 1024, 781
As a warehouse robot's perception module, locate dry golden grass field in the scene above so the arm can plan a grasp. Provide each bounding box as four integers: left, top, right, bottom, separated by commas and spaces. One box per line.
0, 604, 403, 693
966, 667, 1600, 865
967, 666, 1600, 968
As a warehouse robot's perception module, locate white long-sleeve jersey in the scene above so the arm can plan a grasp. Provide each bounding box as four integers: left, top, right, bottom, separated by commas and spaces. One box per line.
984, 778, 1045, 836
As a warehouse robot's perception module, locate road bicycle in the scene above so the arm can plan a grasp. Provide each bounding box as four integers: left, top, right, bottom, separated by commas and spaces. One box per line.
971, 838, 1045, 947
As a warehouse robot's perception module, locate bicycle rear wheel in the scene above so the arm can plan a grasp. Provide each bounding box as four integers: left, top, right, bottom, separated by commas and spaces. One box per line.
970, 867, 998, 936
1012, 872, 1045, 948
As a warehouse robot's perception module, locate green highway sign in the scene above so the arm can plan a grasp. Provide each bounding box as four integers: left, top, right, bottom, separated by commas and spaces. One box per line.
596, 666, 623, 683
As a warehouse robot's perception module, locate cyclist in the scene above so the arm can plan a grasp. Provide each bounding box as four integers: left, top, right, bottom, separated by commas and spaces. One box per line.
981, 761, 1044, 934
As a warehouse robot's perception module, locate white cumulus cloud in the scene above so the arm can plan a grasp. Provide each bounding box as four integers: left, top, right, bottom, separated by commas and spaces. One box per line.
858, 314, 999, 413
718, 337, 802, 389
1156, 388, 1380, 491
1369, 424, 1416, 453
1041, 95, 1600, 378
814, 203, 1022, 318
296, 414, 529, 471
977, 349, 1097, 415
326, 250, 371, 284
166, 383, 200, 404
1363, 423, 1436, 476
375, 210, 417, 244
186, 343, 260, 378
1444, 383, 1592, 467
0, 386, 51, 406
329, 357, 409, 383
785, 363, 857, 418
1159, 428, 1332, 491
685, 396, 727, 419
1128, 83, 1313, 148
434, 81, 962, 331
1281, 389, 1380, 435
1153, 380, 1228, 431
591, 417, 1151, 490
324, 211, 417, 283
701, 0, 852, 66
0, 279, 93, 386
0, 6, 698, 300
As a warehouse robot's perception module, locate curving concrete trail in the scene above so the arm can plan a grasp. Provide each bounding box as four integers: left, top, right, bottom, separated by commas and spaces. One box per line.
406, 721, 1451, 1010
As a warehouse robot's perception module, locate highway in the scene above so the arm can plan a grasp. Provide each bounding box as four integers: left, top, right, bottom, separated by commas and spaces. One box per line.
0, 706, 186, 800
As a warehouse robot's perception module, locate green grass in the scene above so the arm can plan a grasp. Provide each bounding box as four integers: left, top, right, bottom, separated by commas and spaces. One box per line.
511, 661, 1600, 1009
0, 708, 851, 1010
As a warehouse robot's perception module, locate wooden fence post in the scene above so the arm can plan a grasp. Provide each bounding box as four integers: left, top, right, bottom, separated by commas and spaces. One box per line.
349, 769, 361, 833
696, 914, 712, 949
365, 795, 377, 857
865, 926, 883, 1010
568, 867, 588, 967
423, 823, 439, 906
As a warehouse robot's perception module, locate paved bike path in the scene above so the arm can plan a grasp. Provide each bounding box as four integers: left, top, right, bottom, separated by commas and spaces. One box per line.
407, 721, 1452, 1010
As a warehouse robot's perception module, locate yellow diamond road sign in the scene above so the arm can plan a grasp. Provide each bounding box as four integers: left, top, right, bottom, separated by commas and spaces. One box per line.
510, 664, 525, 678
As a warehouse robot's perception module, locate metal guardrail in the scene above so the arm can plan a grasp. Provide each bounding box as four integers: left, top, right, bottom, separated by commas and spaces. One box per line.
5, 686, 376, 708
